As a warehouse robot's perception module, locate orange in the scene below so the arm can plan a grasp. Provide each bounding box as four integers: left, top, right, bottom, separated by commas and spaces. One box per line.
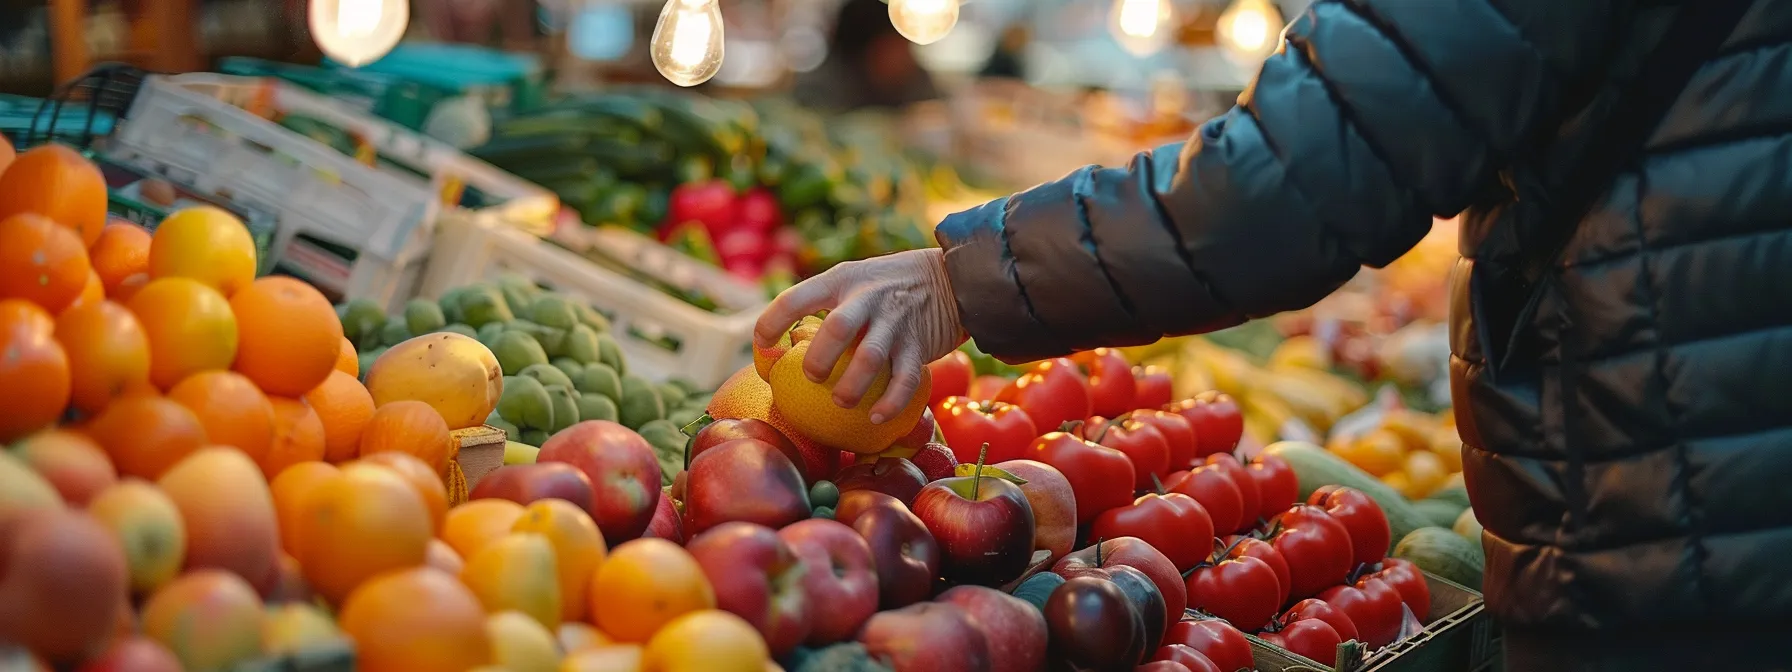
459, 532, 562, 629
263, 397, 326, 479
334, 337, 358, 376
643, 610, 769, 672
441, 499, 526, 560
167, 370, 274, 463
303, 370, 375, 462
1333, 429, 1408, 477
558, 622, 611, 654
0, 299, 71, 441
90, 224, 152, 297
563, 645, 643, 672
55, 300, 150, 415
1403, 450, 1450, 498
127, 277, 237, 389
337, 567, 492, 672
0, 144, 108, 247
229, 276, 344, 397
113, 273, 150, 303
67, 268, 103, 312
0, 213, 92, 313
512, 499, 606, 623
146, 206, 257, 296
269, 461, 339, 555
359, 451, 448, 534
589, 538, 715, 643
0, 134, 14, 174
426, 539, 464, 575
86, 395, 208, 479
358, 400, 454, 476
293, 463, 432, 605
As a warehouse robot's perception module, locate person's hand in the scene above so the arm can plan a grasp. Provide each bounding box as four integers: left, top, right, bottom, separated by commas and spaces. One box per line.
753, 248, 964, 423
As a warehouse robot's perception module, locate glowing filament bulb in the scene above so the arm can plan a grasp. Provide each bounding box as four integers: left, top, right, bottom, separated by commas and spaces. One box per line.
888, 0, 960, 46
651, 0, 726, 87
1217, 0, 1283, 63
1109, 0, 1173, 57
310, 0, 407, 66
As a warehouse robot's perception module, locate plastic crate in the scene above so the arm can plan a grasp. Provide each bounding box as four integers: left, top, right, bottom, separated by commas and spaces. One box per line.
1248, 573, 1502, 672
421, 215, 765, 389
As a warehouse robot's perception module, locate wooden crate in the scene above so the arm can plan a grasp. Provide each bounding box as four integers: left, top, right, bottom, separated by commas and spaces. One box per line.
1248, 573, 1501, 672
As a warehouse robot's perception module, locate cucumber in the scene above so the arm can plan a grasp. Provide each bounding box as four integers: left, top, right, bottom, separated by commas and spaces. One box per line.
1427, 484, 1472, 510
1263, 441, 1433, 549
1393, 526, 1485, 590
1412, 499, 1468, 528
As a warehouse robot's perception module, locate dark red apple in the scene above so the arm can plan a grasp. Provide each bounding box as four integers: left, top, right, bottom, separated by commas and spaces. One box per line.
778, 519, 879, 644
834, 489, 902, 527
468, 462, 595, 514
911, 469, 1036, 587
1053, 561, 1167, 657
858, 602, 992, 672
1044, 576, 1146, 670
849, 500, 941, 609
685, 522, 812, 657
693, 418, 812, 480
683, 439, 811, 536
937, 586, 1047, 672
537, 420, 662, 543
1053, 537, 1186, 640
643, 486, 683, 544
833, 457, 927, 506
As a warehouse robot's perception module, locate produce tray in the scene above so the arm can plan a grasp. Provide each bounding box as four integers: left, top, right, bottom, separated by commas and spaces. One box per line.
1249, 573, 1501, 672
456, 425, 508, 492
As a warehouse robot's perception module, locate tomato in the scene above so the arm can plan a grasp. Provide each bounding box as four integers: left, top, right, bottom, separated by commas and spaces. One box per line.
1245, 453, 1300, 523
1183, 554, 1282, 632
1166, 392, 1244, 457
1282, 598, 1359, 643
1132, 365, 1175, 412
966, 375, 1009, 402
1072, 348, 1136, 418
1133, 410, 1197, 471
1165, 466, 1244, 536
1258, 618, 1343, 665
1027, 431, 1134, 522
1220, 535, 1291, 606
1308, 486, 1391, 568
1371, 558, 1430, 622
1081, 416, 1171, 492
996, 358, 1091, 434
1267, 505, 1354, 599
1151, 644, 1222, 672
935, 396, 1039, 465
1090, 492, 1214, 572
1318, 575, 1405, 649
925, 351, 974, 407
1163, 619, 1254, 672
1140, 660, 1205, 672
1202, 454, 1261, 530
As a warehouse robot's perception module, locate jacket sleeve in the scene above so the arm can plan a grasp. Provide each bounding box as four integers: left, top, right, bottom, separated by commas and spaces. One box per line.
935, 0, 1632, 363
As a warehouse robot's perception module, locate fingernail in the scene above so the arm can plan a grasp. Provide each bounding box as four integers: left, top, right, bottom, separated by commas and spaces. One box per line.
808, 371, 825, 383
869, 413, 887, 425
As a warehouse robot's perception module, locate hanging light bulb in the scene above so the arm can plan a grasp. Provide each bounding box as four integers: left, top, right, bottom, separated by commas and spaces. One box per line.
650, 0, 726, 87
1216, 0, 1283, 64
888, 0, 960, 45
1108, 0, 1173, 57
309, 0, 408, 67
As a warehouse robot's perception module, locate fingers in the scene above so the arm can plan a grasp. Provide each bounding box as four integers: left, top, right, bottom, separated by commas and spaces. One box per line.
832, 319, 897, 409
803, 296, 872, 383
754, 276, 837, 348
869, 345, 925, 425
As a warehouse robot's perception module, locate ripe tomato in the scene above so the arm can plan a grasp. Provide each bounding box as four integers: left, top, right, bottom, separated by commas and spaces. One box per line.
1027, 431, 1134, 522
1318, 575, 1405, 649
966, 375, 1009, 402
1184, 554, 1281, 632
1082, 416, 1171, 491
1133, 410, 1196, 470
1151, 644, 1222, 672
935, 396, 1039, 465
1308, 486, 1391, 568
1167, 392, 1244, 457
996, 358, 1091, 434
925, 351, 974, 407
1371, 558, 1431, 622
1245, 453, 1300, 523
1220, 535, 1291, 606
1140, 660, 1206, 672
1203, 454, 1261, 530
1282, 598, 1360, 643
1268, 505, 1354, 599
1133, 365, 1175, 412
1090, 493, 1214, 572
1072, 348, 1136, 418
1163, 619, 1255, 672
1259, 618, 1343, 665
1165, 466, 1244, 536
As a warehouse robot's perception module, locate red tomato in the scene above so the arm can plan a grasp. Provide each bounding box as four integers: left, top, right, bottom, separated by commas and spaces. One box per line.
1090, 493, 1215, 572
1318, 575, 1405, 649
1184, 554, 1282, 632
1308, 486, 1391, 568
935, 396, 1039, 465
1165, 466, 1244, 536
1268, 506, 1354, 599
1139, 661, 1200, 672
1259, 618, 1344, 665
1167, 392, 1244, 457
1371, 558, 1431, 622
1203, 454, 1261, 530
1082, 416, 1172, 492
1220, 535, 1291, 606
1133, 365, 1175, 411
1072, 348, 1137, 418
1133, 410, 1197, 470
966, 375, 1010, 402
1282, 598, 1360, 643
996, 358, 1092, 434
926, 351, 974, 407
1150, 645, 1221, 672
1028, 431, 1134, 522
1245, 453, 1300, 522
1163, 619, 1255, 672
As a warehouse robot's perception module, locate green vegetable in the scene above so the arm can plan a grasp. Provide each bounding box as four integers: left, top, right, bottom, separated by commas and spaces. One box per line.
497, 375, 554, 430
617, 375, 665, 430
637, 419, 688, 486
521, 428, 551, 447
562, 324, 603, 365
379, 320, 411, 348
518, 363, 575, 391
1010, 572, 1066, 614
1427, 485, 1472, 510
476, 322, 506, 347
786, 643, 892, 672
404, 299, 446, 335
339, 298, 386, 349
544, 385, 580, 433
596, 333, 626, 375
1393, 527, 1484, 590
808, 481, 839, 509
576, 363, 623, 402
811, 506, 835, 520
439, 323, 478, 338
485, 413, 520, 442
575, 394, 619, 424
551, 357, 585, 382
1413, 499, 1469, 529
491, 332, 549, 376
657, 382, 689, 409
575, 304, 611, 333
529, 295, 579, 330
535, 327, 568, 358
665, 408, 702, 430
1263, 441, 1432, 549
459, 288, 514, 328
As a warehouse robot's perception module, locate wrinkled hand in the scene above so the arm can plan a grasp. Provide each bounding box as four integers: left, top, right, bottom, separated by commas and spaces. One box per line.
753, 248, 964, 423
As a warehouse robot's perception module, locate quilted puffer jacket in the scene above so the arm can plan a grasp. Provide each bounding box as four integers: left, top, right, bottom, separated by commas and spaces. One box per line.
936, 0, 1792, 667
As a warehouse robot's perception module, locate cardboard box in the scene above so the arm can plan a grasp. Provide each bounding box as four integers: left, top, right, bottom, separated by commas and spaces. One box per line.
1249, 573, 1501, 672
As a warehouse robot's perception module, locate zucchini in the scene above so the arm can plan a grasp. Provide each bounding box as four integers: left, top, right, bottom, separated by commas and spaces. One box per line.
1262, 441, 1433, 549
1427, 484, 1472, 509
1392, 526, 1485, 590
1412, 498, 1467, 528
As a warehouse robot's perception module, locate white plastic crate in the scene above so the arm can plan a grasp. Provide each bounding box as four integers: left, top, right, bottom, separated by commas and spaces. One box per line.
422, 215, 766, 389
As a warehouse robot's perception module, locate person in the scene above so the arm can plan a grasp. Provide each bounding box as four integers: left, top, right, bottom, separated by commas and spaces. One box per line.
755, 1, 1792, 668
793, 0, 939, 112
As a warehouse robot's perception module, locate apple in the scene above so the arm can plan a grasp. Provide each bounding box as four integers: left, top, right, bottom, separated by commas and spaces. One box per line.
1053, 538, 1186, 640
908, 442, 958, 482
1139, 662, 1197, 672
778, 519, 879, 644
937, 586, 1047, 672
993, 460, 1077, 562
848, 500, 941, 609
643, 486, 683, 544
685, 522, 812, 657
895, 407, 939, 453
911, 467, 1036, 587
693, 418, 813, 479
858, 602, 992, 672
469, 462, 595, 513
833, 458, 927, 506
683, 439, 811, 536
1044, 576, 1146, 670
670, 469, 689, 503
834, 489, 902, 527
76, 636, 181, 672
537, 420, 663, 543
1053, 561, 1167, 656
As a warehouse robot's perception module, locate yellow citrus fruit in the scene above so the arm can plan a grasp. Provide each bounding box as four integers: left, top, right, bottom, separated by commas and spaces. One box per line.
511, 499, 605, 623
460, 532, 562, 630
126, 277, 238, 389
768, 339, 931, 454
147, 206, 257, 297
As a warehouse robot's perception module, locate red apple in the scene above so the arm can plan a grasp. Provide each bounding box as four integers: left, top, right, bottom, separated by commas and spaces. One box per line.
75, 636, 181, 672
1133, 410, 1197, 470
848, 500, 941, 609
894, 407, 939, 453
693, 418, 812, 478
778, 519, 879, 644
966, 375, 1010, 402
685, 522, 812, 657
683, 439, 811, 536
908, 442, 958, 482
911, 469, 1036, 587
643, 486, 683, 544
834, 489, 902, 527
858, 602, 992, 672
1132, 366, 1175, 412
469, 462, 595, 514
1045, 576, 1146, 670
1026, 431, 1133, 523
1081, 416, 1172, 491
994, 459, 1077, 562
1052, 561, 1167, 657
670, 469, 688, 503
927, 351, 975, 407
937, 586, 1047, 672
833, 458, 927, 506
1054, 538, 1186, 640
537, 420, 662, 543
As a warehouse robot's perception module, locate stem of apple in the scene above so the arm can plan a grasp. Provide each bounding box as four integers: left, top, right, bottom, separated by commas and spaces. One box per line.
972, 442, 989, 500
1094, 537, 1105, 565
1150, 472, 1167, 496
